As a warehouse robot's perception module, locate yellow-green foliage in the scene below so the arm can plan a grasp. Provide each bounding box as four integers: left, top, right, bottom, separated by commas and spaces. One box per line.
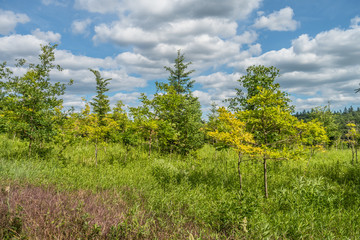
77, 102, 119, 144
299, 119, 329, 152
240, 87, 302, 160
345, 123, 358, 145
207, 107, 261, 156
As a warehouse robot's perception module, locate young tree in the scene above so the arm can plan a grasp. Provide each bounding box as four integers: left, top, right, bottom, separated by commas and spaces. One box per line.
299, 119, 328, 174
163, 49, 195, 94
152, 51, 204, 154
130, 94, 160, 156
226, 65, 284, 111
204, 102, 220, 145
207, 107, 261, 190
345, 123, 359, 164
76, 100, 118, 165
89, 69, 111, 124
308, 105, 340, 147
0, 44, 72, 154
109, 100, 129, 143
240, 87, 303, 198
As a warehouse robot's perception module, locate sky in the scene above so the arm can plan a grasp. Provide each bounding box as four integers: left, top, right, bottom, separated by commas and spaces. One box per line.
1, 0, 360, 116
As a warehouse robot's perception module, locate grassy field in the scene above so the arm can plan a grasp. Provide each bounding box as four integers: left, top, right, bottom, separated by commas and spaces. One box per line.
1, 134, 360, 239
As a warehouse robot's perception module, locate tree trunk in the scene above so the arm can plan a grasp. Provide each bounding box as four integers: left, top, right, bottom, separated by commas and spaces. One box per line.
28, 140, 32, 157
356, 146, 358, 164
95, 139, 98, 166
263, 156, 268, 198
148, 130, 153, 157
238, 153, 243, 191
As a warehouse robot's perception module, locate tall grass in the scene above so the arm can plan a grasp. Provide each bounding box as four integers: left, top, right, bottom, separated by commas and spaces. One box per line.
1, 134, 360, 239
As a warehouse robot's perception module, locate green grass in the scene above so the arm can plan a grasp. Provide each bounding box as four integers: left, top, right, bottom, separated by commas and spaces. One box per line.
1, 134, 360, 239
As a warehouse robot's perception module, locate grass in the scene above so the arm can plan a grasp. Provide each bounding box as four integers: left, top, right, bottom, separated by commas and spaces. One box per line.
1, 134, 360, 239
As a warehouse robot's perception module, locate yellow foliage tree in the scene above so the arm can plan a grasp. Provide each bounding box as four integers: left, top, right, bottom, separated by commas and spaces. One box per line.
345, 123, 359, 164
208, 107, 261, 190
294, 119, 328, 175
76, 101, 119, 165
240, 87, 304, 198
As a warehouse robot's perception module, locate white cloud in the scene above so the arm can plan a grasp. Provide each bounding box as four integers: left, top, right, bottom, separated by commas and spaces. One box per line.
50, 53, 147, 94
54, 49, 114, 70
0, 9, 30, 35
93, 23, 159, 47
93, 16, 248, 73
195, 72, 241, 90
71, 19, 92, 35
0, 34, 45, 62
253, 7, 299, 31
350, 16, 360, 29
75, 0, 261, 21
232, 31, 258, 45
110, 92, 142, 107
0, 32, 148, 110
31, 28, 61, 43
193, 90, 212, 107
86, 0, 265, 82
42, 0, 68, 6
229, 21, 360, 111
115, 52, 167, 79
194, 72, 241, 112
74, 0, 122, 14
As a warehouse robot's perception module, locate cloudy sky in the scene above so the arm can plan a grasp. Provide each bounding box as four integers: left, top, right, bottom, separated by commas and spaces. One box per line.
1, 0, 360, 115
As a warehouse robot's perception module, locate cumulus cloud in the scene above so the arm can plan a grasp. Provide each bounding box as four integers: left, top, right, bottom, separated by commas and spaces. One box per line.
0, 32, 148, 110
115, 52, 167, 79
193, 72, 241, 114
109, 92, 142, 107
0, 9, 30, 35
195, 72, 241, 91
31, 28, 61, 43
253, 7, 299, 31
71, 18, 92, 35
74, 0, 122, 14
75, 0, 261, 22
86, 0, 265, 82
94, 18, 247, 73
193, 90, 213, 107
230, 21, 360, 111
0, 34, 45, 62
350, 16, 360, 29
42, 0, 69, 6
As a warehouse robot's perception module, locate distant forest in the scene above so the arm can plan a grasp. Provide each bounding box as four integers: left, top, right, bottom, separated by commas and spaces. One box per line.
295, 105, 360, 143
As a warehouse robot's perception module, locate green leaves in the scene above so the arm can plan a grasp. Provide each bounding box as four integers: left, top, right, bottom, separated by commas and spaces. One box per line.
149, 51, 203, 154
227, 65, 285, 111
89, 69, 111, 124
207, 107, 260, 156
1, 44, 71, 153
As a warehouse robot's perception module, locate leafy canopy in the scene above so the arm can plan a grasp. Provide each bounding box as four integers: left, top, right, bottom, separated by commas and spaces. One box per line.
0, 44, 72, 151
227, 65, 284, 111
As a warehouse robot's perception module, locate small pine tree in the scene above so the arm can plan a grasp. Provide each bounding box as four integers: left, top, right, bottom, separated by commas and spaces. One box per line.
163, 49, 195, 94
153, 50, 204, 154
89, 69, 111, 125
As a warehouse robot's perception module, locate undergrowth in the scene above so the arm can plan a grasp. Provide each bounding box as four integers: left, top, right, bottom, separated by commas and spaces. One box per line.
1, 134, 360, 239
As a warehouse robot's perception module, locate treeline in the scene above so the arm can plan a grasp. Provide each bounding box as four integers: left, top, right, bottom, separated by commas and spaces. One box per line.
0, 45, 331, 197
295, 105, 360, 141
3, 44, 360, 239
0, 44, 359, 197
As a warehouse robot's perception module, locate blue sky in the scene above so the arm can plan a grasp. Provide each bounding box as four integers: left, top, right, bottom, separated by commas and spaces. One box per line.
1, 0, 360, 116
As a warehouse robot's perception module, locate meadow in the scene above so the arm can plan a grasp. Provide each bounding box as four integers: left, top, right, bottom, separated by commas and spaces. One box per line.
1, 134, 360, 239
